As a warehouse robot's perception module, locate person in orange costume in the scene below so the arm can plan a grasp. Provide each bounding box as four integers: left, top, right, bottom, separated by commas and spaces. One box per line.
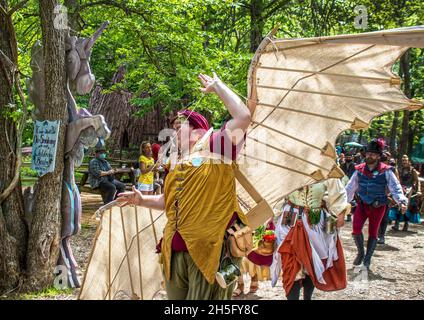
271, 179, 350, 300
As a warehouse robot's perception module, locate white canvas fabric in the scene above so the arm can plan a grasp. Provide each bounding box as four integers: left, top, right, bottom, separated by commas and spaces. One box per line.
78, 202, 166, 300
240, 26, 424, 210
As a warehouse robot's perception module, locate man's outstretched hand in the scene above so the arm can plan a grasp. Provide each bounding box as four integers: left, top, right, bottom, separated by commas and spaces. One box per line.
117, 186, 143, 207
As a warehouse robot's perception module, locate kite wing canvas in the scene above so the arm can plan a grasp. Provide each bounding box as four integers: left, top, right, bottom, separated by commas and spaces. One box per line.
78, 202, 166, 300
239, 26, 424, 211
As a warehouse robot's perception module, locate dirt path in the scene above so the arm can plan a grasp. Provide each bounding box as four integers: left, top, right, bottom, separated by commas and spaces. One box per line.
55, 193, 424, 300
234, 222, 424, 300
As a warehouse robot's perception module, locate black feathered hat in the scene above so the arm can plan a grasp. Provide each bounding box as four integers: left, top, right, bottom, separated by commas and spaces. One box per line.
366, 138, 385, 155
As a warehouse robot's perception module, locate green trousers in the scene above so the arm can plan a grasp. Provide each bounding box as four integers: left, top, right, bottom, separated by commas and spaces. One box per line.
164, 251, 239, 300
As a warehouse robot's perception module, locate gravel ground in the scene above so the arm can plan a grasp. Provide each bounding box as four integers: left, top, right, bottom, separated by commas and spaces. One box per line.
234, 221, 424, 300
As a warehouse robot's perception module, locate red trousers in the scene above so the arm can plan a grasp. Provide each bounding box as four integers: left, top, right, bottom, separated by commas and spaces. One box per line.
352, 202, 386, 239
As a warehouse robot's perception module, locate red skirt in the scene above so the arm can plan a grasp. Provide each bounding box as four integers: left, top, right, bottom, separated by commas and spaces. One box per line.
278, 219, 347, 295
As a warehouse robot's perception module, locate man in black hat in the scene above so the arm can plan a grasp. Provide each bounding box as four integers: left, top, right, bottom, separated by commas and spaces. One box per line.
345, 138, 407, 270
88, 139, 126, 204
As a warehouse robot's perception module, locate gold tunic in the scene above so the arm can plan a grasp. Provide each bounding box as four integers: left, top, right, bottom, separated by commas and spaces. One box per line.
162, 153, 248, 284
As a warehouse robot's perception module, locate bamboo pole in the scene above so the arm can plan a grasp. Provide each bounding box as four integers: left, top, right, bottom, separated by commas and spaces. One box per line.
246, 136, 329, 170
120, 206, 135, 297
247, 26, 279, 117
251, 120, 323, 151
272, 27, 424, 45
239, 152, 323, 177
149, 208, 158, 245
134, 205, 143, 300
108, 208, 112, 300
257, 102, 353, 123
256, 84, 415, 106
257, 65, 399, 83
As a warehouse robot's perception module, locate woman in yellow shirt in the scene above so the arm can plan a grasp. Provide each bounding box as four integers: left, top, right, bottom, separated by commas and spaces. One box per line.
138, 141, 156, 195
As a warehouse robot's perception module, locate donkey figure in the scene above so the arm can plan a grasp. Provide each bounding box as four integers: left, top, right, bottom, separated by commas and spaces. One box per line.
27, 22, 111, 287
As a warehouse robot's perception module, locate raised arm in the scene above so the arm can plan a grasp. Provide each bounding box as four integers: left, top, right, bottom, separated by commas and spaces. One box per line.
199, 73, 251, 145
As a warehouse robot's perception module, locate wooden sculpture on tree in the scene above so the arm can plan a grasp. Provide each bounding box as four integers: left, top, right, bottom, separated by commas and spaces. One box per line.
26, 21, 111, 287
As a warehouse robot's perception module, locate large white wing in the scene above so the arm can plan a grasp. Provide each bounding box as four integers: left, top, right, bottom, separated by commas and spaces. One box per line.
239, 26, 424, 209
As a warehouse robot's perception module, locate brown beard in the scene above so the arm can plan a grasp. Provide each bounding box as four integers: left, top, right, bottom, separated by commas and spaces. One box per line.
365, 158, 377, 165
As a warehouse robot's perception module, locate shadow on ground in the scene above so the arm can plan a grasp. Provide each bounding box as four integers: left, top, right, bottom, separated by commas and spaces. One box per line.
375, 244, 400, 251
347, 267, 397, 283
386, 230, 418, 238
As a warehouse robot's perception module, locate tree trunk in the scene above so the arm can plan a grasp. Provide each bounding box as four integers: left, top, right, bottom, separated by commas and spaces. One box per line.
399, 50, 411, 160
408, 122, 415, 156
24, 0, 68, 291
249, 0, 263, 53
89, 66, 169, 157
358, 129, 363, 145
407, 110, 416, 156
0, 0, 28, 293
389, 111, 399, 158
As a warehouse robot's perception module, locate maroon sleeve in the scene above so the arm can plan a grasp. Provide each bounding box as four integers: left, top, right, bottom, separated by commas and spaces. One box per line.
209, 122, 246, 161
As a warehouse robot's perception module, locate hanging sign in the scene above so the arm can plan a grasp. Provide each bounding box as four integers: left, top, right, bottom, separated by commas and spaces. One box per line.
31, 120, 60, 176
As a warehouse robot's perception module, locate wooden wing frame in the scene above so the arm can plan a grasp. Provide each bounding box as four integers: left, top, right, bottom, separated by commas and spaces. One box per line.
237, 26, 424, 215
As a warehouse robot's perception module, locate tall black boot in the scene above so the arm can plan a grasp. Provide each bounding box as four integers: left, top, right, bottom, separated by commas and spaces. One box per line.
392, 220, 400, 231
402, 221, 409, 231
378, 214, 388, 244
363, 238, 378, 269
353, 233, 365, 266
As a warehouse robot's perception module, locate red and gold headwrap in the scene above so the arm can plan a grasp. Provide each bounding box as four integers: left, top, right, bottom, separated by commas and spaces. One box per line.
171, 109, 210, 131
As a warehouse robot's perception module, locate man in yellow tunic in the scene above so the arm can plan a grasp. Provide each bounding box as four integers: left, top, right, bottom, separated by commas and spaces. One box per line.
117, 73, 251, 300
